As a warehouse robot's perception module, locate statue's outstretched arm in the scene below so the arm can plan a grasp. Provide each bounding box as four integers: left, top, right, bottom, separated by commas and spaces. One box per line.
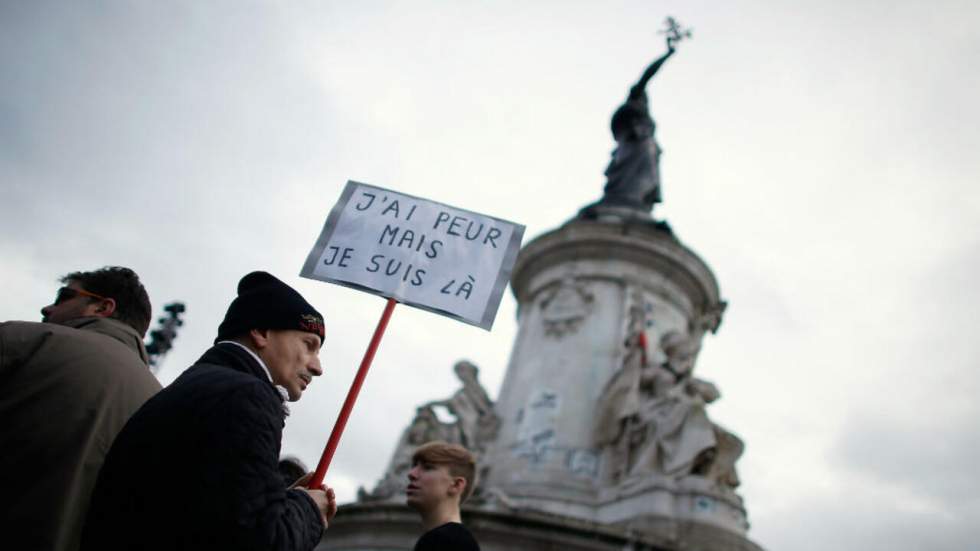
631, 47, 676, 97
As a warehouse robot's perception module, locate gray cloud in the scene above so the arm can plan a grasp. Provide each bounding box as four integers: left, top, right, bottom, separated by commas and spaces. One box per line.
834, 241, 980, 507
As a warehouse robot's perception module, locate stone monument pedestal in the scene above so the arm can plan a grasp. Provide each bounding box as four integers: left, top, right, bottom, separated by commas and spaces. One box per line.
320, 217, 763, 551
473, 217, 750, 544
319, 501, 762, 551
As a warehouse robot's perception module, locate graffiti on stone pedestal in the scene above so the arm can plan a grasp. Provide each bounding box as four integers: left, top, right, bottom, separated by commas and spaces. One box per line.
509, 390, 601, 479
694, 496, 717, 513
512, 389, 560, 465
567, 448, 600, 478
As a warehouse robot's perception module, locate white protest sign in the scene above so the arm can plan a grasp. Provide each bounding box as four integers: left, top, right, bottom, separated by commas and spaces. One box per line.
301, 181, 525, 330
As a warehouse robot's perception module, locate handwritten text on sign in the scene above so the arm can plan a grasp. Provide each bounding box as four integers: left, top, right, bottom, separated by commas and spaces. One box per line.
300, 181, 525, 330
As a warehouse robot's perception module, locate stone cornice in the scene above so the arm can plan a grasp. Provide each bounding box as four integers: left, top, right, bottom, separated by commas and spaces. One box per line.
511, 219, 725, 332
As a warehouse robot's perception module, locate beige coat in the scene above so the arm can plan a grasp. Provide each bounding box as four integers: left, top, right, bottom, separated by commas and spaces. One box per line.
0, 317, 162, 551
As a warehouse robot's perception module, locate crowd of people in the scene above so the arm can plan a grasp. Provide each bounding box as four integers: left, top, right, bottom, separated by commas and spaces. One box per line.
0, 266, 480, 551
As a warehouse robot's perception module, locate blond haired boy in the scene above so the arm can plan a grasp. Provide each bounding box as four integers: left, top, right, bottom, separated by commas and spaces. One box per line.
406, 441, 480, 551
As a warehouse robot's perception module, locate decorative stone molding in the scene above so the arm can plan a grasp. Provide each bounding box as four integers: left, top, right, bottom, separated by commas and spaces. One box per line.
512, 219, 725, 331
317, 503, 764, 551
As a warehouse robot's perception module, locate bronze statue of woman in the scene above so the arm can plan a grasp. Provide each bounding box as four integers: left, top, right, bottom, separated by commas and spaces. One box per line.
599, 42, 675, 213
581, 19, 690, 222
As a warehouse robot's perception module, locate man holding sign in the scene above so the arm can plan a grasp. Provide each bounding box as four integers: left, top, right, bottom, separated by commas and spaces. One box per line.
83, 272, 336, 551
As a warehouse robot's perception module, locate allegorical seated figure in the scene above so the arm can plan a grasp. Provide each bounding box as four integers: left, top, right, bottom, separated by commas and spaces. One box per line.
424, 361, 500, 453
363, 361, 500, 501
596, 324, 742, 489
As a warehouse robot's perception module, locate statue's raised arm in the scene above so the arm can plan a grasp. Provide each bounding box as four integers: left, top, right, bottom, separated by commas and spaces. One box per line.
629, 46, 675, 101
622, 16, 691, 122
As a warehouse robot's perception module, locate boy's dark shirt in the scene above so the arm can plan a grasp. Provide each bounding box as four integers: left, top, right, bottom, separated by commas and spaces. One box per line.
414, 522, 480, 551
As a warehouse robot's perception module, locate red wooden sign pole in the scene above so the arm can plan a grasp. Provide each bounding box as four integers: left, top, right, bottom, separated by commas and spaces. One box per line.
309, 297, 397, 488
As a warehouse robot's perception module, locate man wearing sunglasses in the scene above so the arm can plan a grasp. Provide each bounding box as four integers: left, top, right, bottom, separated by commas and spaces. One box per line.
0, 266, 161, 551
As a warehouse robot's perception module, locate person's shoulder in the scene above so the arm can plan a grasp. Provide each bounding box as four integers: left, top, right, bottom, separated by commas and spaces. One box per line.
416, 523, 480, 551
1, 320, 62, 339
0, 320, 44, 329
141, 364, 279, 441
176, 360, 282, 415
176, 359, 269, 396
23, 318, 136, 353
0, 322, 54, 367
1, 320, 159, 400
191, 352, 276, 386
0, 320, 122, 364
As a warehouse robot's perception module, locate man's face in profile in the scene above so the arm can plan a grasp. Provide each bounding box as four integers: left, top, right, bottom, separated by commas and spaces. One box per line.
40, 281, 104, 325
259, 329, 323, 402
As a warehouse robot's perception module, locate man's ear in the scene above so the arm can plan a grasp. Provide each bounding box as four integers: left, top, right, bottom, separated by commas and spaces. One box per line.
94, 298, 117, 318
248, 328, 271, 350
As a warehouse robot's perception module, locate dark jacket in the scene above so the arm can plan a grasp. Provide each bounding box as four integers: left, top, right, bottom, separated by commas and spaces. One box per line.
81, 343, 323, 551
0, 318, 161, 551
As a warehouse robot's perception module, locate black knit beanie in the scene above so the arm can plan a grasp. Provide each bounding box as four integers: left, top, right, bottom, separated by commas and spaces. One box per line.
215, 271, 324, 344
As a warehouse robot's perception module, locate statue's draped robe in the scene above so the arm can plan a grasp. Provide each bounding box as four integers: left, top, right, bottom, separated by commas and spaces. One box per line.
631, 385, 716, 476
601, 88, 663, 211
595, 333, 717, 479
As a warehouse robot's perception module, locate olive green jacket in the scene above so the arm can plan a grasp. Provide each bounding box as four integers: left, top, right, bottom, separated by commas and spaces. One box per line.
0, 317, 162, 551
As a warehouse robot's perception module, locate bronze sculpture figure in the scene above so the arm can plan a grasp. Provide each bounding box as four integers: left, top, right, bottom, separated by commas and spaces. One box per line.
581, 18, 691, 223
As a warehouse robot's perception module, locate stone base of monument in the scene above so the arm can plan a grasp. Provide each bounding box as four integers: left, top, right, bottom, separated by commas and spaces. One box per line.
596, 474, 747, 532
337, 217, 763, 551
316, 501, 764, 551
577, 202, 673, 234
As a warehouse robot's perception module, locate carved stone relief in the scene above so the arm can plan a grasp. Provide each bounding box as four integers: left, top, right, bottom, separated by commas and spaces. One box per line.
540, 277, 594, 337
695, 301, 728, 334
594, 292, 742, 491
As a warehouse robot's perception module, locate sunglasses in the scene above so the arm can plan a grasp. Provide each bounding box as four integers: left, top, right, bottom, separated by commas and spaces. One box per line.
54, 286, 109, 305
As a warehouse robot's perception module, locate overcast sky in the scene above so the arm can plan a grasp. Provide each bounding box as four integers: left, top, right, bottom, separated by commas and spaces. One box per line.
2, 2, 978, 550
